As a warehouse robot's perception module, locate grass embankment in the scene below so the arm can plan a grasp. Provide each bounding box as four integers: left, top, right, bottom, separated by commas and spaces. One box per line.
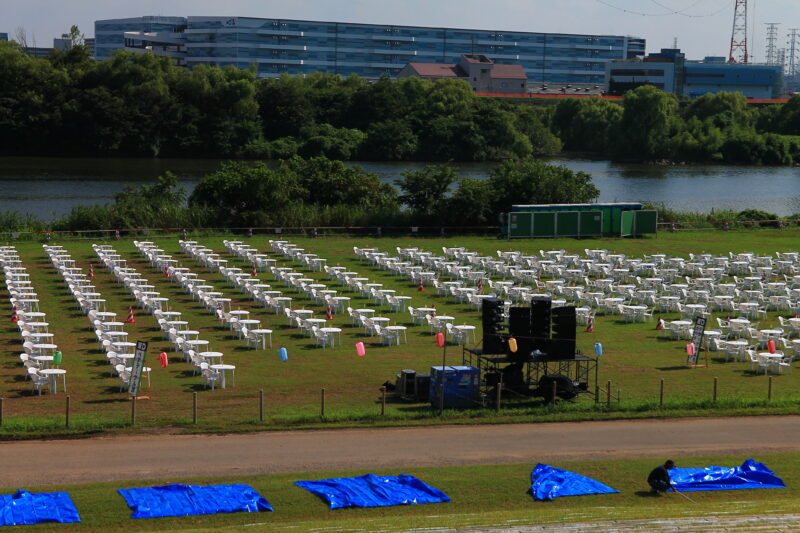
8, 452, 800, 531
2, 228, 800, 437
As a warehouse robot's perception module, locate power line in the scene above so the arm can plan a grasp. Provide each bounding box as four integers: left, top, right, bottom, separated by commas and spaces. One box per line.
593, 0, 732, 18
650, 0, 711, 16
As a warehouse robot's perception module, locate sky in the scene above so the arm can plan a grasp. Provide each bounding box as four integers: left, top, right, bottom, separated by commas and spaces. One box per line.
3, 0, 800, 61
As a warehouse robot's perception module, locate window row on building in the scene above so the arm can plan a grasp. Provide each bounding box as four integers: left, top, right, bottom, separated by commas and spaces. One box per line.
95, 15, 645, 84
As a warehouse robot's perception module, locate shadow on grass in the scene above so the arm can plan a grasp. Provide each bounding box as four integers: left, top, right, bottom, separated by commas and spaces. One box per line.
100, 385, 127, 395
634, 490, 661, 498
84, 397, 130, 404
656, 366, 693, 371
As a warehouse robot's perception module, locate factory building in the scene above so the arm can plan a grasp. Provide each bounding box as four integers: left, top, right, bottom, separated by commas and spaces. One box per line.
606, 48, 783, 99
96, 15, 645, 84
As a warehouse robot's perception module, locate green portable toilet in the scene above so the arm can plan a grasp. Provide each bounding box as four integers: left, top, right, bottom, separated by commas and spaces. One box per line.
508, 212, 533, 238
532, 212, 556, 237
555, 211, 580, 237
578, 210, 603, 237
634, 210, 658, 235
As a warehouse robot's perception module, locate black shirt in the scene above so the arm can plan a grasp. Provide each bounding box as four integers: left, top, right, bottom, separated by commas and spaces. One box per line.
648, 465, 671, 485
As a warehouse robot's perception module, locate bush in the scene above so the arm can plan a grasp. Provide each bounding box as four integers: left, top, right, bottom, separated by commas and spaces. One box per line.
735, 209, 780, 228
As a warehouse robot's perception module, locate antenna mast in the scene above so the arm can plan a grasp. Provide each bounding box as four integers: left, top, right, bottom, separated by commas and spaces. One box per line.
728, 0, 748, 63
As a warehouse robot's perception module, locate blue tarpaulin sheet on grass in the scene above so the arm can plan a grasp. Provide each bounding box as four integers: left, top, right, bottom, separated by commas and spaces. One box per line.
530, 464, 619, 501
294, 474, 450, 510
117, 483, 273, 519
669, 459, 785, 492
0, 489, 81, 526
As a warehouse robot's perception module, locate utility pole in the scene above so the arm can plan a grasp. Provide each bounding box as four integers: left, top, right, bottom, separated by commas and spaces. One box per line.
765, 23, 780, 65
728, 0, 748, 63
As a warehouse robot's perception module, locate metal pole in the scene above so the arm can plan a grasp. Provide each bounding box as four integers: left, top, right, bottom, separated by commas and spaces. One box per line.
259, 389, 264, 422
439, 344, 447, 415
659, 379, 664, 407
713, 377, 718, 402
768, 376, 773, 401
606, 380, 611, 407
192, 392, 198, 424
380, 386, 386, 416
495, 381, 502, 411
0, 397, 3, 427
321, 388, 326, 418
551, 380, 558, 406
65, 396, 70, 428
131, 395, 137, 425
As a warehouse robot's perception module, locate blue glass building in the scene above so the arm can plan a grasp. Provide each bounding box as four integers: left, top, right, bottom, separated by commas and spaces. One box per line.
95, 16, 188, 60
606, 48, 783, 99
96, 15, 645, 84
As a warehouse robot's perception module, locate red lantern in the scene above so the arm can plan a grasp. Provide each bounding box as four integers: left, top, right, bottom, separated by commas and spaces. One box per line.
767, 339, 777, 354
435, 331, 445, 348
158, 351, 168, 368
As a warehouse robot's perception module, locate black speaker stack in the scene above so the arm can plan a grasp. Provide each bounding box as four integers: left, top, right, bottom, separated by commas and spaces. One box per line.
481, 296, 577, 361
550, 306, 577, 358
481, 297, 507, 354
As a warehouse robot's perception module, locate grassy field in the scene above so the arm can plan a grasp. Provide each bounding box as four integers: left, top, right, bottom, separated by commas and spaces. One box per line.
2, 228, 800, 436
5, 452, 800, 531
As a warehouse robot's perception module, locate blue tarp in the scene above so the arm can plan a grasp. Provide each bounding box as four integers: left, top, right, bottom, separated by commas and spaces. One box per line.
117, 483, 273, 519
294, 474, 450, 510
0, 489, 81, 526
530, 464, 619, 501
669, 459, 785, 492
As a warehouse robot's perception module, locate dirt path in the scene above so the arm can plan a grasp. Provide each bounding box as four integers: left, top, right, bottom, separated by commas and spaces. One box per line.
2, 416, 799, 487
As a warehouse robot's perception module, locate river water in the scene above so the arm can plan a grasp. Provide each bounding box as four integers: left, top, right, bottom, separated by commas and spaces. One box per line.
0, 156, 798, 220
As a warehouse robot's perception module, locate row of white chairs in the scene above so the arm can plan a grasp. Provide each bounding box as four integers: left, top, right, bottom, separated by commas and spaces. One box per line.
4, 246, 57, 394
175, 240, 273, 351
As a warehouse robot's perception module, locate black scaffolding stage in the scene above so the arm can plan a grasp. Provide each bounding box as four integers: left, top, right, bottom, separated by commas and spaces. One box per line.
461, 347, 600, 402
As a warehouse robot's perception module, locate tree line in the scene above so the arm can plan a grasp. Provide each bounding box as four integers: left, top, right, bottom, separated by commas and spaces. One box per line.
1, 156, 599, 232
4, 39, 800, 165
